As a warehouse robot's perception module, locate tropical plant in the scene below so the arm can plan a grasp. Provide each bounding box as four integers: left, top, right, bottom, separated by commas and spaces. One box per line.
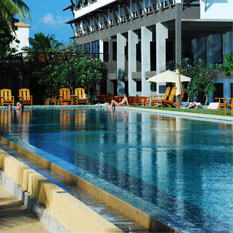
33, 43, 107, 103
0, 0, 30, 59
22, 33, 63, 61
224, 54, 233, 78
0, 0, 31, 23
169, 58, 218, 105
0, 15, 18, 59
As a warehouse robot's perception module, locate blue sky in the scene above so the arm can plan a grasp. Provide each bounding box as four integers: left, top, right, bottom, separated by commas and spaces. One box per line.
23, 0, 73, 44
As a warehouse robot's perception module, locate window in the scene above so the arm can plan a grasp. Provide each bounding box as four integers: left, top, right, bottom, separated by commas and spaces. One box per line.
206, 34, 222, 65
84, 43, 90, 55
231, 83, 233, 98
136, 81, 141, 92
113, 41, 117, 61
214, 83, 223, 101
136, 42, 141, 62
104, 42, 109, 62
82, 0, 88, 6
92, 41, 99, 59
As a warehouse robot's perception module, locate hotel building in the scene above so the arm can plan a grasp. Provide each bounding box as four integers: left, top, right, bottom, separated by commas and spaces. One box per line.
64, 0, 233, 100
11, 22, 30, 53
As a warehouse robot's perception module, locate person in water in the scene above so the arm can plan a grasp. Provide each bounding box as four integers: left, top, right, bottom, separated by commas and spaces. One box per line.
110, 94, 129, 108
7, 104, 12, 112
16, 101, 23, 111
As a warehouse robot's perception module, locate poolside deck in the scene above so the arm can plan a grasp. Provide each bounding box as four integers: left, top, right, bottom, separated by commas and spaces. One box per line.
0, 183, 49, 233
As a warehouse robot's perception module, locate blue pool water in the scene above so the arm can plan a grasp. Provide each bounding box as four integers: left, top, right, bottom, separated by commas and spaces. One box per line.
1, 107, 233, 232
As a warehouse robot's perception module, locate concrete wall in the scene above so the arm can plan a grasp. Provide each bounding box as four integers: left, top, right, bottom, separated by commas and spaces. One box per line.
11, 26, 30, 53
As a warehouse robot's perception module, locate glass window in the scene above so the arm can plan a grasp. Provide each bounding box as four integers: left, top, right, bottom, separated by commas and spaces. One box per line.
84, 43, 90, 55
92, 41, 99, 59
206, 34, 222, 65
82, 0, 88, 6
192, 37, 206, 62
130, 0, 136, 13
223, 31, 233, 64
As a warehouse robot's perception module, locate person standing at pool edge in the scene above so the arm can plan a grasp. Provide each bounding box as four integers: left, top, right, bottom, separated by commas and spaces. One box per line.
109, 94, 129, 108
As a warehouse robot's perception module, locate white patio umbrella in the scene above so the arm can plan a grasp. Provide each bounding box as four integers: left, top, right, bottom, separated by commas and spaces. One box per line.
147, 69, 191, 96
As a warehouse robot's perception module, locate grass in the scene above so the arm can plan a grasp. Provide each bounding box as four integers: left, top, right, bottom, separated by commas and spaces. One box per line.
128, 106, 233, 117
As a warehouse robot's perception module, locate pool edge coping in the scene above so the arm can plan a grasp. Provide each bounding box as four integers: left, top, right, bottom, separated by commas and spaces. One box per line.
120, 106, 233, 122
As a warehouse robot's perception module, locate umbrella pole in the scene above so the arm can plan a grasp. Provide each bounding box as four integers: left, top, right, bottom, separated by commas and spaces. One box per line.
176, 69, 182, 107
177, 95, 181, 106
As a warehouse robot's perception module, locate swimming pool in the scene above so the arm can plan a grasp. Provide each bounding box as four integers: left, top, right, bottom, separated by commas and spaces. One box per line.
0, 107, 233, 232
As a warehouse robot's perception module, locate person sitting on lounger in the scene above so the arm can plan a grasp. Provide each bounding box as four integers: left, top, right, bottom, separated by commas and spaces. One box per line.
110, 94, 129, 108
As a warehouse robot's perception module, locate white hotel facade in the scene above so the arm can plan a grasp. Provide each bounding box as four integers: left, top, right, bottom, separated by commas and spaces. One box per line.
65, 0, 233, 100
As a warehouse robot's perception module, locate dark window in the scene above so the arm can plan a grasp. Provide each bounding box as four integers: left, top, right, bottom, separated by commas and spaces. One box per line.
231, 83, 233, 98
124, 81, 128, 95
166, 41, 174, 63
113, 80, 117, 95
159, 85, 166, 93
151, 41, 156, 71
214, 83, 223, 101
82, 0, 88, 6
125, 43, 128, 61
150, 82, 157, 92
113, 41, 117, 61
136, 42, 141, 62
104, 42, 109, 62
100, 79, 107, 95
136, 81, 141, 92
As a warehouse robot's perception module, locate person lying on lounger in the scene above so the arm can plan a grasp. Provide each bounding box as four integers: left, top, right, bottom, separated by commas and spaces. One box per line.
109, 94, 129, 108
186, 102, 200, 109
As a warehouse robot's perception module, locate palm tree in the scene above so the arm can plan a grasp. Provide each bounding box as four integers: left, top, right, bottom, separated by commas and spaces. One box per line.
0, 0, 30, 58
0, 0, 31, 23
23, 33, 63, 61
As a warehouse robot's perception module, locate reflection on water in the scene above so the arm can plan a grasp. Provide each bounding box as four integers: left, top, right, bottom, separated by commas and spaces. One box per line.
0, 108, 233, 232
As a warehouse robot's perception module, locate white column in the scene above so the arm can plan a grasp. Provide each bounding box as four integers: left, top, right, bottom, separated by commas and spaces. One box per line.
156, 23, 168, 95
141, 26, 152, 96
99, 39, 104, 61
128, 30, 138, 96
107, 38, 114, 95
117, 33, 127, 95
97, 40, 104, 94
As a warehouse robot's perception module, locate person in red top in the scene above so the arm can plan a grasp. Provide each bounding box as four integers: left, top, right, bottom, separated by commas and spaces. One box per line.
109, 94, 129, 108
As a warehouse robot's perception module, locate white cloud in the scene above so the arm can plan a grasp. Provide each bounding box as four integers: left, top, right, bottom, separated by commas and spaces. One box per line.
40, 13, 70, 28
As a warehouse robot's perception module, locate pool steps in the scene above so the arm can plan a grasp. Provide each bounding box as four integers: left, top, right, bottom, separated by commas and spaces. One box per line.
0, 135, 178, 233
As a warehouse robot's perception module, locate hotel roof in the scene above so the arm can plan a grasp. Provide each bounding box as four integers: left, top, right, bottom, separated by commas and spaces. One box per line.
15, 22, 31, 28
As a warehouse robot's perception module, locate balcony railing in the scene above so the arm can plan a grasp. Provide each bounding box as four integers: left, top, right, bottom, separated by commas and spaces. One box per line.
1, 52, 108, 64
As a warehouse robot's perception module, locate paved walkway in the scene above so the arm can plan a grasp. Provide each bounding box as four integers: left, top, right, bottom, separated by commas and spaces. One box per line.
0, 184, 49, 233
